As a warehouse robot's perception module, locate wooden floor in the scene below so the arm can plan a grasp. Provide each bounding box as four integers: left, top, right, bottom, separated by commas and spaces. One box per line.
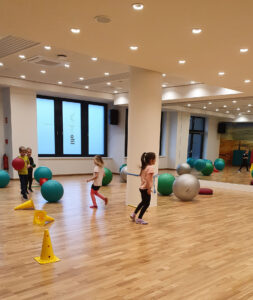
1, 172, 253, 299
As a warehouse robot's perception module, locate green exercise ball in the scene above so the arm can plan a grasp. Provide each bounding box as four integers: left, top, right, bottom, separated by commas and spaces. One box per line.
187, 158, 195, 168
119, 163, 127, 172
201, 162, 214, 176
102, 167, 113, 186
0, 170, 10, 188
41, 180, 64, 202
194, 159, 206, 171
204, 159, 213, 165
214, 158, 225, 171
157, 173, 175, 196
34, 166, 52, 183
251, 170, 253, 178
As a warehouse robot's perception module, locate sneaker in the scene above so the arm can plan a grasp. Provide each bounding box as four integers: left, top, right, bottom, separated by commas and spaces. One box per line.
130, 213, 136, 222
22, 194, 28, 200
104, 198, 108, 205
238, 170, 241, 173
29, 188, 33, 192
135, 218, 148, 225
90, 205, 98, 209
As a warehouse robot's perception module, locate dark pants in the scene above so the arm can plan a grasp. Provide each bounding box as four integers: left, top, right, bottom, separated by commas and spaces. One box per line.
28, 169, 33, 189
239, 160, 249, 171
134, 189, 151, 219
19, 174, 28, 196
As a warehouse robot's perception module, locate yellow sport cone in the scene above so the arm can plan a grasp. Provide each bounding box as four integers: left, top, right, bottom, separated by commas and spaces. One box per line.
34, 229, 60, 264
14, 199, 35, 210
33, 210, 55, 226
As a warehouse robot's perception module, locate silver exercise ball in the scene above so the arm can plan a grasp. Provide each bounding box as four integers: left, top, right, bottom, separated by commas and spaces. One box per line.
120, 166, 127, 182
176, 163, 191, 175
173, 174, 200, 201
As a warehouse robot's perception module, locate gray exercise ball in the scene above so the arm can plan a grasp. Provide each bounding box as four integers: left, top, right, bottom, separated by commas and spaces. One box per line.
173, 174, 200, 201
176, 163, 191, 175
120, 166, 127, 182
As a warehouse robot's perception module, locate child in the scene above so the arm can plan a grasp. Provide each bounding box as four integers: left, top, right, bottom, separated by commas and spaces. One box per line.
18, 146, 30, 199
27, 147, 36, 192
130, 152, 156, 225
87, 155, 108, 208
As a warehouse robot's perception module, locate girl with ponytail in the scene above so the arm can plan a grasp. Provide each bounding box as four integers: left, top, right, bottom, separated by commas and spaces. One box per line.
130, 152, 156, 225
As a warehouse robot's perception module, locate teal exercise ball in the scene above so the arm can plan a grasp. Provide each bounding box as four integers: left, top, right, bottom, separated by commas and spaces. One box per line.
102, 167, 113, 186
41, 180, 64, 202
204, 159, 213, 165
34, 166, 52, 183
214, 158, 225, 171
0, 170, 10, 188
157, 173, 175, 196
187, 158, 195, 168
194, 159, 206, 171
201, 162, 214, 176
119, 163, 127, 172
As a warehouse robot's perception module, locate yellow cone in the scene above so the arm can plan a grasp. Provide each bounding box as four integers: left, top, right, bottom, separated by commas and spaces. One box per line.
34, 229, 60, 264
14, 199, 35, 210
33, 210, 55, 226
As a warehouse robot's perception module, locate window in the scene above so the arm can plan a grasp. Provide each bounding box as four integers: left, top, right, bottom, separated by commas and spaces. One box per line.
37, 98, 55, 155
187, 116, 205, 159
37, 96, 107, 157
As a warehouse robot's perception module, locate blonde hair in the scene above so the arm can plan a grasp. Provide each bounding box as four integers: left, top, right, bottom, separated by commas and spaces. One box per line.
94, 155, 104, 167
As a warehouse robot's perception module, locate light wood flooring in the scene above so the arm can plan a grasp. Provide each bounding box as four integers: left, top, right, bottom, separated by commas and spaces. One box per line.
1, 172, 253, 299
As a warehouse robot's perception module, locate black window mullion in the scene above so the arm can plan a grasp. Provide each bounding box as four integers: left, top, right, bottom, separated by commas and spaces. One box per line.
104, 104, 108, 157
83, 102, 88, 156
54, 99, 63, 156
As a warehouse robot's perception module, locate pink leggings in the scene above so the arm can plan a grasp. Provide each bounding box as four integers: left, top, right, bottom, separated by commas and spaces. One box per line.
90, 188, 106, 206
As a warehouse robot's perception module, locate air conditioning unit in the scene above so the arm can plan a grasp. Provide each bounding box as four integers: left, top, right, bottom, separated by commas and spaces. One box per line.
25, 55, 68, 67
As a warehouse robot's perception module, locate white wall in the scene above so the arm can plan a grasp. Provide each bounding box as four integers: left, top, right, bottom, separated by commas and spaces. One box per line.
0, 89, 5, 168
203, 117, 221, 161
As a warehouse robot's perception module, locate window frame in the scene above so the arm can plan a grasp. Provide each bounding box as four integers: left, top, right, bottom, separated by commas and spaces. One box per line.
188, 116, 205, 159
37, 95, 107, 157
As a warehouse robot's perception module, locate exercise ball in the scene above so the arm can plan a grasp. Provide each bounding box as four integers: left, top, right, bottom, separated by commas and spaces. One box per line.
102, 167, 113, 186
214, 158, 225, 171
201, 162, 214, 176
120, 166, 127, 182
173, 174, 200, 201
0, 170, 10, 188
39, 178, 48, 186
176, 163, 191, 175
34, 166, 52, 183
119, 163, 127, 172
204, 159, 213, 165
251, 170, 253, 178
157, 173, 175, 196
194, 159, 206, 171
41, 180, 64, 202
187, 158, 195, 168
12, 157, 24, 170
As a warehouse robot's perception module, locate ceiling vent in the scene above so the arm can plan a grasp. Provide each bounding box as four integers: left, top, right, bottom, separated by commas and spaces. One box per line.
0, 35, 39, 58
73, 72, 129, 85
25, 55, 69, 67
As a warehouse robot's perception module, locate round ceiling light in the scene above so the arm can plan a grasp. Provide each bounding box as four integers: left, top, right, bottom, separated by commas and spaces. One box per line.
132, 3, 144, 10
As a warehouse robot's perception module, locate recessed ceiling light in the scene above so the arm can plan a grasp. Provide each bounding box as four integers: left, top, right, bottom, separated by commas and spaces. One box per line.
70, 28, 80, 34
187, 104, 191, 107
223, 105, 227, 108
64, 63, 70, 68
129, 46, 138, 51
192, 28, 202, 34
114, 90, 118, 94
236, 108, 240, 111
218, 72, 225, 76
162, 84, 167, 88
106, 82, 111, 86
244, 79, 251, 83
91, 57, 98, 61
238, 113, 242, 116
216, 108, 219, 111
248, 104, 252, 107
247, 110, 251, 113
162, 73, 166, 77
0, 62, 4, 67
132, 3, 144, 10
232, 100, 237, 103
104, 72, 110, 76
190, 81, 196, 84
79, 77, 84, 81
58, 81, 63, 85
19, 54, 26, 59
208, 102, 212, 105
44, 45, 51, 50
40, 70, 46, 74
203, 106, 207, 109
240, 48, 248, 53
178, 60, 186, 64
20, 75, 26, 79
84, 85, 89, 89
226, 111, 230, 113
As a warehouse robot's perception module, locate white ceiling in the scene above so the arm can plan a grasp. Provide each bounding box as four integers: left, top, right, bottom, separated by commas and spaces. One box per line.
1, 0, 253, 101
